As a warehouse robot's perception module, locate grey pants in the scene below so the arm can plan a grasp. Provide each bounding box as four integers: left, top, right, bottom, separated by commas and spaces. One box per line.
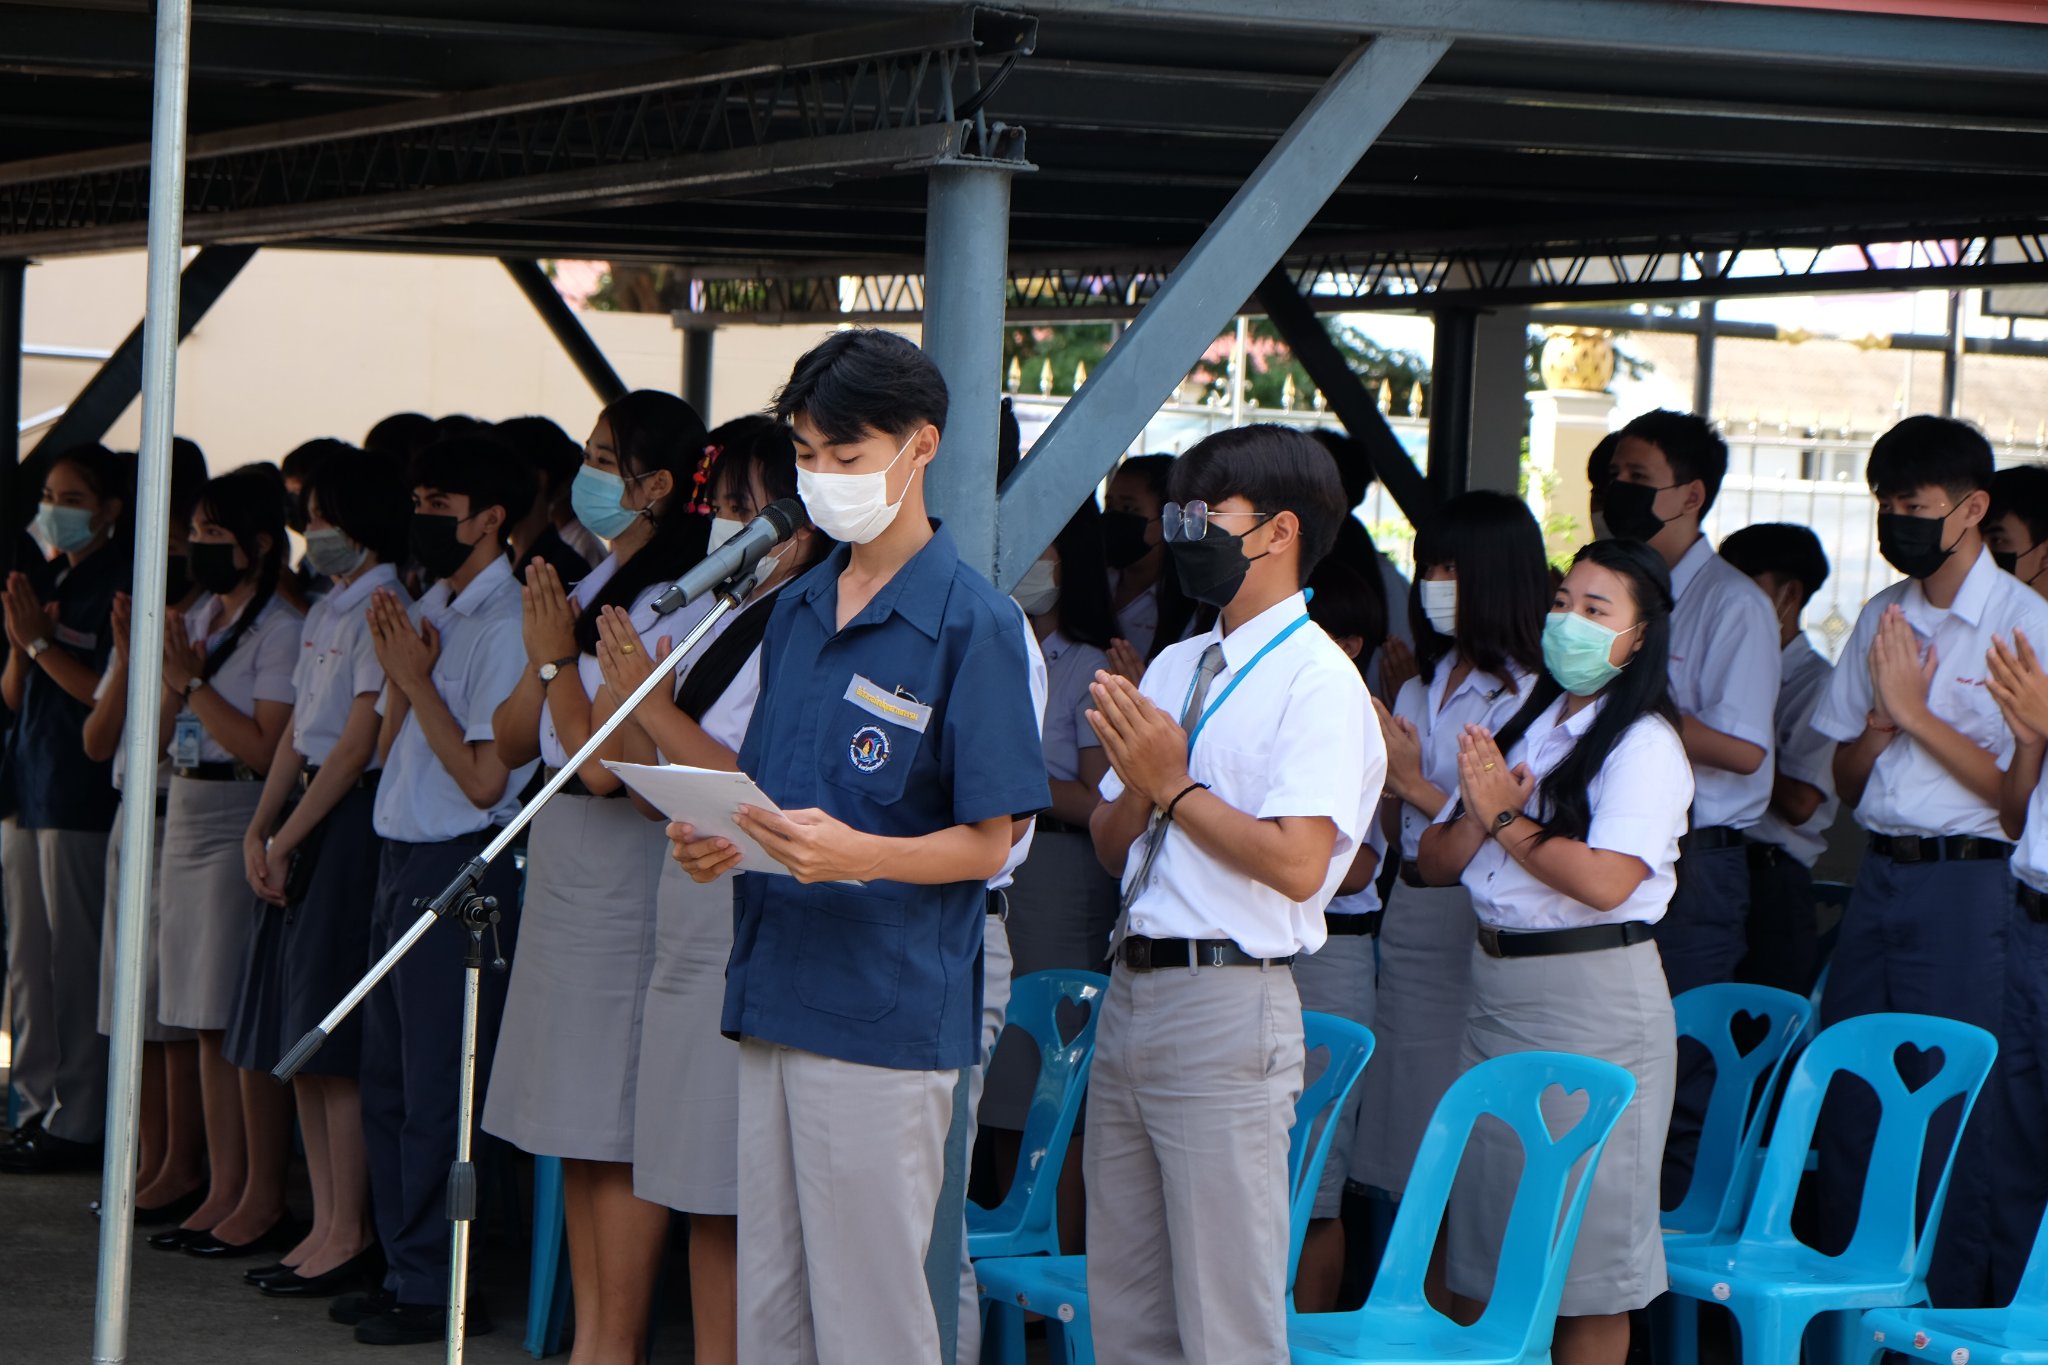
955, 912, 1011, 1365
3, 820, 112, 1142
1085, 962, 1304, 1365
736, 1038, 958, 1365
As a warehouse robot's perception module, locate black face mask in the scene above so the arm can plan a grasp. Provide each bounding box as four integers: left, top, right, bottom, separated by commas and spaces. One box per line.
1100, 511, 1153, 570
165, 552, 191, 604
1876, 508, 1961, 581
1600, 479, 1674, 543
1995, 550, 2020, 574
1167, 525, 1268, 610
410, 513, 478, 582
188, 541, 245, 596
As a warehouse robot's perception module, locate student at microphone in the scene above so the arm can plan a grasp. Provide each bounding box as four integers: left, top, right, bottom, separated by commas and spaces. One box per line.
667, 330, 1048, 1365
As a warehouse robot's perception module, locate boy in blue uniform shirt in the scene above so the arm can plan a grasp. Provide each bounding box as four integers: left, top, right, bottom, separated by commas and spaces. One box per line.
1810, 415, 2048, 1302
331, 435, 538, 1345
669, 330, 1047, 1365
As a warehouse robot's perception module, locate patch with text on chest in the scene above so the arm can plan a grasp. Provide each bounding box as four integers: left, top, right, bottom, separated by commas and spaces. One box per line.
849, 724, 891, 772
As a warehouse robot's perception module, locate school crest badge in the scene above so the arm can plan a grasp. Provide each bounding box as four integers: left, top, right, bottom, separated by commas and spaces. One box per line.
849, 724, 891, 773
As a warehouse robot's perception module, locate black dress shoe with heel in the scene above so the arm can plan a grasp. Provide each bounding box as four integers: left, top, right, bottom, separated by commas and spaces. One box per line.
260, 1247, 383, 1299
243, 1261, 295, 1285
146, 1226, 207, 1252
184, 1219, 298, 1259
135, 1188, 207, 1226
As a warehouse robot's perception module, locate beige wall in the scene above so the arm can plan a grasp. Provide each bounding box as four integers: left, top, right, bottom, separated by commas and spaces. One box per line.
18, 249, 838, 471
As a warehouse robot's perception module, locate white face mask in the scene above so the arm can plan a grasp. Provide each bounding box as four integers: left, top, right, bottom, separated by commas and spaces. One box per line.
795, 429, 921, 545
1012, 558, 1060, 617
1420, 578, 1458, 636
708, 516, 746, 554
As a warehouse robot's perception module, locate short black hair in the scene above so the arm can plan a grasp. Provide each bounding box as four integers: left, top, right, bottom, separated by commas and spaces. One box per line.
1166, 424, 1348, 586
169, 438, 210, 528
410, 433, 535, 547
494, 416, 582, 500
1718, 522, 1831, 606
280, 437, 355, 532
1309, 428, 1374, 509
1618, 410, 1729, 514
1305, 559, 1386, 677
307, 444, 412, 566
1409, 490, 1548, 684
1988, 465, 2048, 547
1867, 414, 1995, 502
773, 329, 949, 444
364, 412, 437, 461
1588, 430, 1621, 491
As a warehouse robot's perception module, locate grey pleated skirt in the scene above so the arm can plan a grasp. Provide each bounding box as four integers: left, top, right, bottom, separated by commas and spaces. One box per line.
632, 853, 739, 1215
1353, 882, 1477, 1193
156, 776, 268, 1032
1446, 936, 1676, 1317
979, 830, 1120, 1132
483, 791, 665, 1162
98, 797, 192, 1044
1293, 932, 1378, 1219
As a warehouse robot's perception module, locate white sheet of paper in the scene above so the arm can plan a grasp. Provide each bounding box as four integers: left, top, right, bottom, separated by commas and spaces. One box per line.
601, 761, 794, 877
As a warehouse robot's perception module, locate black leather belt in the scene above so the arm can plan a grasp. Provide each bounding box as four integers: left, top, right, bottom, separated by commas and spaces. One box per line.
1869, 833, 2013, 864
1115, 936, 1293, 971
300, 765, 381, 793
1034, 815, 1089, 836
986, 888, 1008, 917
2019, 885, 2048, 924
1399, 859, 1430, 889
1326, 911, 1383, 937
172, 761, 259, 782
1680, 825, 1747, 853
1476, 920, 1653, 959
542, 764, 626, 800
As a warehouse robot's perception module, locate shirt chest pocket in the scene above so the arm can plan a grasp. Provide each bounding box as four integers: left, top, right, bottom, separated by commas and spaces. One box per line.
1190, 739, 1270, 809
820, 680, 931, 806
1939, 672, 2005, 749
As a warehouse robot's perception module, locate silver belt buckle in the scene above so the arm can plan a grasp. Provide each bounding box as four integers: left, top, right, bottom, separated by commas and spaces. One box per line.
1476, 923, 1504, 958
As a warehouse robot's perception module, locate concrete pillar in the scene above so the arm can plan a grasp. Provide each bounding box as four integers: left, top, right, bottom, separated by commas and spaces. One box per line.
1468, 306, 1531, 495
1528, 387, 1618, 562
680, 324, 715, 419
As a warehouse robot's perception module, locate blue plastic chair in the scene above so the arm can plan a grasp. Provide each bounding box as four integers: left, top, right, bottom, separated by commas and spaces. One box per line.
1287, 1051, 1637, 1365
523, 1155, 571, 1358
1857, 1203, 2048, 1365
1655, 985, 1814, 1365
967, 970, 1108, 1261
1663, 1013, 1999, 1365
976, 1010, 1376, 1365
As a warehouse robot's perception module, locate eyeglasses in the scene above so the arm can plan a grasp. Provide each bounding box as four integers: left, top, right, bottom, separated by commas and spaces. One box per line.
1161, 500, 1273, 543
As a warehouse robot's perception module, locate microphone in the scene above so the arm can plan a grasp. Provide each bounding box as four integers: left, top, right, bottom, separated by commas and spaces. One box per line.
652, 498, 803, 615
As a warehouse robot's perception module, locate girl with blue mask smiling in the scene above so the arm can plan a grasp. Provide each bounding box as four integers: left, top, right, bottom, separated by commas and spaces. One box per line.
1416, 537, 1688, 1365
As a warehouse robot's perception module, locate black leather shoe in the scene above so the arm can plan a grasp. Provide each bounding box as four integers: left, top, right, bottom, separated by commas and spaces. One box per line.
260, 1248, 382, 1299
2, 1117, 44, 1150
243, 1261, 295, 1285
0, 1128, 101, 1174
135, 1188, 207, 1226
147, 1226, 206, 1252
328, 1288, 393, 1326
184, 1219, 296, 1259
353, 1301, 491, 1346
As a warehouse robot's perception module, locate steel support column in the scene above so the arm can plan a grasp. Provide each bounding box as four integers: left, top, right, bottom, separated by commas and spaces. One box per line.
680, 326, 714, 419
923, 162, 1016, 581
1254, 266, 1435, 525
94, 0, 192, 1355
27, 244, 252, 464
1428, 308, 1477, 500
502, 258, 627, 406
996, 35, 1450, 587
0, 259, 23, 572
1694, 299, 1719, 417
1942, 289, 1965, 418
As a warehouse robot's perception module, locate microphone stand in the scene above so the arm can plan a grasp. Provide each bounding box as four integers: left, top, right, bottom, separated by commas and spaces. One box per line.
272, 558, 771, 1365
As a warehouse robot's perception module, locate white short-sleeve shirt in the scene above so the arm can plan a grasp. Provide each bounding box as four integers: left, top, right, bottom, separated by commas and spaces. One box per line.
1325, 813, 1391, 919
1811, 547, 2048, 840
98, 662, 168, 794
179, 592, 303, 765
292, 563, 405, 768
1441, 695, 1692, 930
1391, 656, 1538, 861
1039, 628, 1109, 784
373, 555, 539, 842
1099, 592, 1384, 957
539, 553, 717, 770
993, 602, 1048, 892
1111, 574, 1161, 660
1747, 635, 1839, 868
2011, 768, 2048, 894
1670, 535, 1781, 830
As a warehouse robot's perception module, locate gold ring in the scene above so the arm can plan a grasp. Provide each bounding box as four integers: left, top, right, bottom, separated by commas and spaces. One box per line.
621, 643, 637, 655
1483, 762, 1497, 771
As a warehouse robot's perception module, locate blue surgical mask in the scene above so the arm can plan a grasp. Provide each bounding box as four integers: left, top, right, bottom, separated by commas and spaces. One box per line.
570, 465, 640, 542
1541, 610, 1639, 697
34, 503, 98, 555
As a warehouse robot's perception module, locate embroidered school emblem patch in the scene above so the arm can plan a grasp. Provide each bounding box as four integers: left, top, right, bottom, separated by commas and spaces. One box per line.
849, 725, 891, 773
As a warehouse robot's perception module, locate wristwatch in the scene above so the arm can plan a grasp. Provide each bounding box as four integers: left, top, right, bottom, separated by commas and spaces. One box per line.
1487, 809, 1518, 838
183, 675, 206, 696
537, 654, 577, 683
23, 638, 49, 662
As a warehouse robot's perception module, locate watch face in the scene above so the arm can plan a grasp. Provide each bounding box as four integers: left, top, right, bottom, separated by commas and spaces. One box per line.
539, 663, 558, 681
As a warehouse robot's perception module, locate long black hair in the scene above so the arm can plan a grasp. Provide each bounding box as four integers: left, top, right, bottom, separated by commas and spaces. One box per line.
193, 465, 290, 681
572, 390, 711, 655
1037, 500, 1115, 651
1492, 538, 1678, 846
1410, 490, 1548, 684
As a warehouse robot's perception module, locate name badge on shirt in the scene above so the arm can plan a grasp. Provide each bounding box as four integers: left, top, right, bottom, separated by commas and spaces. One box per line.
170, 712, 203, 769
843, 674, 932, 734
55, 624, 96, 651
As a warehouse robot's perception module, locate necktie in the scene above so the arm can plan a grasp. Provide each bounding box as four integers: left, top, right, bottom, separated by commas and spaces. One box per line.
1109, 642, 1226, 949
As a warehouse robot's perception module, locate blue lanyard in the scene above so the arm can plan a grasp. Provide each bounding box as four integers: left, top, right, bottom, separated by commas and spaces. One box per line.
1181, 613, 1311, 753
